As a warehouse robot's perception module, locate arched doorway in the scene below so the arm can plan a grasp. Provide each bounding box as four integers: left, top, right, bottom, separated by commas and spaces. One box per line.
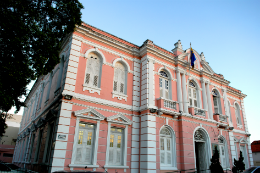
194, 128, 211, 173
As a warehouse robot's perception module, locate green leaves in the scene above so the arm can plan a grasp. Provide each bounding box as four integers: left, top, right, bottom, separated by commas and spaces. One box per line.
0, 0, 83, 135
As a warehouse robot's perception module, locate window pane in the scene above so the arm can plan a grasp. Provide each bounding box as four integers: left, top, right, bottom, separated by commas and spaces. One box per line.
190, 99, 192, 106
79, 123, 85, 127
161, 153, 165, 164
110, 135, 114, 147
78, 131, 83, 144
120, 83, 124, 93
213, 97, 218, 106
189, 88, 191, 97
165, 80, 169, 89
159, 78, 162, 87
167, 139, 171, 151
167, 152, 171, 164
87, 132, 92, 145
193, 89, 196, 98
160, 138, 164, 150
113, 81, 117, 91
194, 100, 197, 107
117, 135, 121, 148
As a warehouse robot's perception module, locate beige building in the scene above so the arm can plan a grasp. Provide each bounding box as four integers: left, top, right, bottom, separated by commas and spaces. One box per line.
0, 114, 22, 163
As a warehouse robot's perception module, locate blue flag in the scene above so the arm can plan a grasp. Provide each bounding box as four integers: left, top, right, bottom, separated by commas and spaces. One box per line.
190, 48, 196, 69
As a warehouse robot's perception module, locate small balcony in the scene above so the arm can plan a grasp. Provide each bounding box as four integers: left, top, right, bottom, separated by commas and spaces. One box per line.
213, 113, 228, 123
189, 107, 206, 117
157, 97, 179, 118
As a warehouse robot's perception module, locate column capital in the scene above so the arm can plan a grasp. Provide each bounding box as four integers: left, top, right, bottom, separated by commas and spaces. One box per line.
201, 78, 209, 84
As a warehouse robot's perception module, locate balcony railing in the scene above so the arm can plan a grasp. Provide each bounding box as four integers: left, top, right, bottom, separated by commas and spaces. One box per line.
164, 99, 177, 109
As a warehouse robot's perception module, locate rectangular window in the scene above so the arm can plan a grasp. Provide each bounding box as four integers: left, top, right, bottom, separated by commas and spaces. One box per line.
44, 123, 54, 163
34, 129, 43, 162
109, 127, 123, 165
28, 133, 35, 162
75, 123, 94, 164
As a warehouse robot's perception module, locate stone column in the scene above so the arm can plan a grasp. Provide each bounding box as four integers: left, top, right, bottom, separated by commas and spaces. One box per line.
201, 80, 208, 110
206, 82, 213, 119
182, 73, 188, 113
176, 70, 183, 112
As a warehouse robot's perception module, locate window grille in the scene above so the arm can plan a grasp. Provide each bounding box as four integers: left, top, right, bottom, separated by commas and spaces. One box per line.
114, 62, 126, 94
85, 53, 101, 87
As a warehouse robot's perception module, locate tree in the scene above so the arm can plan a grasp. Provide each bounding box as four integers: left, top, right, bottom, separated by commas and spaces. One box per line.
0, 0, 84, 136
232, 151, 245, 173
210, 145, 224, 173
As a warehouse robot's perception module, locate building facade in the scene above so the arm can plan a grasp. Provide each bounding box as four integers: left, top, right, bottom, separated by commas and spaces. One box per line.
251, 140, 260, 166
0, 114, 21, 163
13, 23, 253, 173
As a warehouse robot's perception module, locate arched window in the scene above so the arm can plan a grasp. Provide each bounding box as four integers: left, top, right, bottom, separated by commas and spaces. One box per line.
189, 81, 198, 108
218, 136, 230, 169
113, 62, 126, 94
160, 126, 176, 169
85, 52, 102, 88
212, 89, 222, 114
159, 71, 170, 99
235, 103, 242, 125
228, 101, 232, 123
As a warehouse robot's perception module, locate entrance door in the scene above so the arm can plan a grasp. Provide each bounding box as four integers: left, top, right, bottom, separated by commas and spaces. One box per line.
219, 144, 226, 169
195, 142, 206, 172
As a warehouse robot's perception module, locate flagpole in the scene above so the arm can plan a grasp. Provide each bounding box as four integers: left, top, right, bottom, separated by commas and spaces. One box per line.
189, 42, 191, 77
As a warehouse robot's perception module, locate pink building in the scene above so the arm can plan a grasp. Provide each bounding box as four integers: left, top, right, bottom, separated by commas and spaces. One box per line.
13, 23, 253, 173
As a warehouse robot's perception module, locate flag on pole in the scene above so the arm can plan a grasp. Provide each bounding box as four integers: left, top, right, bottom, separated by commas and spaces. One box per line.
190, 47, 196, 69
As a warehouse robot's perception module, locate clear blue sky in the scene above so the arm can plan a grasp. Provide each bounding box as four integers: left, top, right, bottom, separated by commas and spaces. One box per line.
10, 0, 260, 142
78, 0, 260, 142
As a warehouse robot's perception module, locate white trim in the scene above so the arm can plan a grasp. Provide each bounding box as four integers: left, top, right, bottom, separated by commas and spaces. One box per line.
70, 116, 101, 166
69, 164, 99, 168
106, 113, 132, 125
159, 125, 177, 170
158, 67, 173, 80
104, 122, 129, 169
83, 85, 101, 95
112, 92, 128, 101
112, 58, 130, 73
193, 126, 212, 172
84, 48, 106, 64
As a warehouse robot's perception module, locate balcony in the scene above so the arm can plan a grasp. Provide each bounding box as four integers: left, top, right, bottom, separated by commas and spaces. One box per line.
213, 113, 229, 129
189, 107, 206, 116
157, 97, 179, 118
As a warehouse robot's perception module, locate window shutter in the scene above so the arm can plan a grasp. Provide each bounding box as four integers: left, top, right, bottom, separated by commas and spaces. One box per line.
85, 73, 90, 84
93, 76, 98, 87
113, 81, 117, 91
86, 54, 100, 87
114, 63, 125, 94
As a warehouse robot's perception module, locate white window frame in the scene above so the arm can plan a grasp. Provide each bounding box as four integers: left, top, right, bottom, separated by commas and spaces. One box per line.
235, 103, 242, 126
228, 101, 233, 124
104, 113, 132, 170
218, 136, 230, 170
240, 144, 249, 169
83, 49, 106, 95
112, 61, 128, 101
159, 126, 177, 170
189, 81, 199, 109
212, 89, 222, 115
70, 108, 106, 168
159, 71, 170, 99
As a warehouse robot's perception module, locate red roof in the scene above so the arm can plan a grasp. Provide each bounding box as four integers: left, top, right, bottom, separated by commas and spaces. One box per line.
251, 140, 260, 152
